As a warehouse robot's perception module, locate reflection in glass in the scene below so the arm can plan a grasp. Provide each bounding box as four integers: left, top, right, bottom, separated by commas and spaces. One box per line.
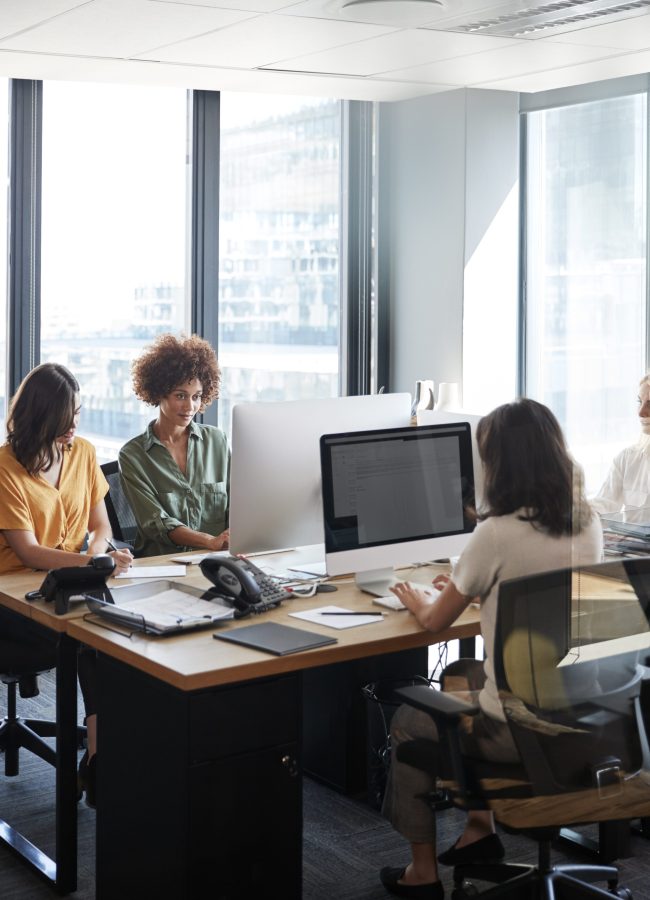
525, 95, 647, 492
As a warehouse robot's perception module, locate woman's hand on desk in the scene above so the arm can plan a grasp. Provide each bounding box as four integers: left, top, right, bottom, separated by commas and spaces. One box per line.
432, 574, 450, 591
390, 578, 474, 633
206, 529, 229, 552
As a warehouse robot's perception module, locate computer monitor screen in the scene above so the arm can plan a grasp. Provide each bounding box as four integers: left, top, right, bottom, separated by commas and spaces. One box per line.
416, 409, 484, 509
320, 422, 476, 594
229, 393, 412, 556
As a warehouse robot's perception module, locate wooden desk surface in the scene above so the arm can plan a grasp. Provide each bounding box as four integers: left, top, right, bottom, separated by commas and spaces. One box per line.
56, 550, 480, 691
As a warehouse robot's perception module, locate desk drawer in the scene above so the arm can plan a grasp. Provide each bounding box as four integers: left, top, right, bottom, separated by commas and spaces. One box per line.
189, 674, 300, 762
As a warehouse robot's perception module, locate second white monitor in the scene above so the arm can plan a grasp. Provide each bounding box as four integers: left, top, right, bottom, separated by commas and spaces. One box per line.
229, 393, 412, 556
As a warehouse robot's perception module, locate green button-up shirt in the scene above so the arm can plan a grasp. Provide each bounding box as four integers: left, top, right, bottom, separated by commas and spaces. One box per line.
119, 421, 230, 558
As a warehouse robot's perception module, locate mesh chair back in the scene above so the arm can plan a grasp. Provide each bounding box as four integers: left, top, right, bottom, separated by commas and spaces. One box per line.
100, 460, 138, 546
494, 559, 650, 798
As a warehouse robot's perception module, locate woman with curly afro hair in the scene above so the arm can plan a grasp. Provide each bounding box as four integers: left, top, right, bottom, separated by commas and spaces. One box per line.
119, 334, 230, 557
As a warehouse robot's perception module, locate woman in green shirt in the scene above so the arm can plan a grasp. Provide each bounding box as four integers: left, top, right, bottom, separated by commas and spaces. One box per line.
119, 334, 230, 558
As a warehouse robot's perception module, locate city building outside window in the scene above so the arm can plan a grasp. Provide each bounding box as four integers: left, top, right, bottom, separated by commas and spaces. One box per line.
525, 93, 647, 493
218, 94, 341, 434
40, 82, 190, 462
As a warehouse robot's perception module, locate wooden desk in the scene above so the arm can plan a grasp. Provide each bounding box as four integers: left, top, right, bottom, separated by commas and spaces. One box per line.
61, 553, 480, 900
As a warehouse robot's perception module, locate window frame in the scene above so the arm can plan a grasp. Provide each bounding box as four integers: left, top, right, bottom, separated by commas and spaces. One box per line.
6, 83, 375, 422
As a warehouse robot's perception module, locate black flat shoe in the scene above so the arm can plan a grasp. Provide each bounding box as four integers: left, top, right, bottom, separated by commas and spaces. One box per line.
379, 866, 443, 899
77, 751, 97, 809
438, 833, 504, 867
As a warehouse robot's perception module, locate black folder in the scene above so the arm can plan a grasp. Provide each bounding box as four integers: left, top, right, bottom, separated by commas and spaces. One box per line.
214, 622, 337, 656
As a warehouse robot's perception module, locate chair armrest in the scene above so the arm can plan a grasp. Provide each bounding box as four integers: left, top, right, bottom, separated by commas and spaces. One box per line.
394, 685, 480, 721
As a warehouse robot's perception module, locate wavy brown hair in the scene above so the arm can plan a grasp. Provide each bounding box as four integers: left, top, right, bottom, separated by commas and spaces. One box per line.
7, 363, 80, 475
476, 398, 592, 536
131, 334, 220, 411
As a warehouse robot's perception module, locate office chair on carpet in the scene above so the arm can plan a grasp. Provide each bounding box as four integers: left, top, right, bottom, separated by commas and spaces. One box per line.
393, 558, 650, 899
0, 638, 85, 776
100, 460, 138, 553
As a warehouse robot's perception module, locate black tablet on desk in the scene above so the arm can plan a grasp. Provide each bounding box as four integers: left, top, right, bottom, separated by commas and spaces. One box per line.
214, 622, 337, 656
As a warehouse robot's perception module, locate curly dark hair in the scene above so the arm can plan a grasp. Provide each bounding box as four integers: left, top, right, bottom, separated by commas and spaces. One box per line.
7, 363, 80, 475
131, 334, 220, 410
476, 398, 591, 537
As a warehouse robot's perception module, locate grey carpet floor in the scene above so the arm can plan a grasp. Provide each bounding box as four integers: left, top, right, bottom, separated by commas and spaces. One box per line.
2, 671, 650, 899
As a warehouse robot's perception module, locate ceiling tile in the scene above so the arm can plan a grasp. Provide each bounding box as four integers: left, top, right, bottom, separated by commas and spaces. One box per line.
481, 47, 650, 92
263, 28, 518, 76
378, 38, 623, 85
0, 45, 455, 100
152, 0, 299, 12
0, 0, 88, 41
545, 16, 650, 51
0, 0, 253, 58
137, 13, 395, 68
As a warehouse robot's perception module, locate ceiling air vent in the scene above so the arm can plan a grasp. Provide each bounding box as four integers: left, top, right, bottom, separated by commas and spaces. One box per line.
424, 0, 650, 38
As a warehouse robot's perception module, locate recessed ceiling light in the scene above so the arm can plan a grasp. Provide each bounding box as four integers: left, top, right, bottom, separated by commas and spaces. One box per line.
337, 0, 446, 26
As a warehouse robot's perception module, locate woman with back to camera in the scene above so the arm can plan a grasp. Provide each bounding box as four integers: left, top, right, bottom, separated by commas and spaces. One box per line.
119, 333, 230, 558
0, 362, 133, 806
379, 398, 602, 900
591, 373, 650, 514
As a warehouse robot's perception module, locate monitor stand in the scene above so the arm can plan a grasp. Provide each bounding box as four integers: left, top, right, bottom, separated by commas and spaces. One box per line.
355, 568, 404, 597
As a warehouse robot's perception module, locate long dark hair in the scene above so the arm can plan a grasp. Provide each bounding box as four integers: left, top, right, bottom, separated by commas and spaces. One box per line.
476, 398, 591, 536
6, 363, 80, 475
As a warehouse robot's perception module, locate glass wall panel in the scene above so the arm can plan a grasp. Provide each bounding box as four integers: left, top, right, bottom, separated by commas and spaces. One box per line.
525, 94, 647, 492
0, 81, 7, 433
218, 95, 341, 432
41, 82, 190, 462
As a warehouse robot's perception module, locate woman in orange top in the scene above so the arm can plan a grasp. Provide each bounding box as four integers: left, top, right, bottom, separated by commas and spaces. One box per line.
0, 363, 132, 806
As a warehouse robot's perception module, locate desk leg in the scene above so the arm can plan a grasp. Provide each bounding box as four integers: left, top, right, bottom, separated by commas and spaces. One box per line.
458, 637, 476, 659
55, 633, 78, 894
0, 629, 78, 894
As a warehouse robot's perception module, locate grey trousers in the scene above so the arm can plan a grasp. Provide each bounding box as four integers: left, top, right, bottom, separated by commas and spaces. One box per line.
381, 685, 519, 844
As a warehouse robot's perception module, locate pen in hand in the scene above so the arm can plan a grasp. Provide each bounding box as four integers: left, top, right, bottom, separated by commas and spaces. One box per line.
106, 538, 117, 552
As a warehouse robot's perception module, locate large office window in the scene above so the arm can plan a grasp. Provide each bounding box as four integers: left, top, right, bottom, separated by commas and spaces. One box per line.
525, 94, 647, 491
41, 82, 191, 461
218, 95, 341, 430
0, 81, 7, 431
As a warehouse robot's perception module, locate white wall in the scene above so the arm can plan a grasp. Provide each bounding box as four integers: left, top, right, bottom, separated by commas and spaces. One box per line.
379, 88, 519, 414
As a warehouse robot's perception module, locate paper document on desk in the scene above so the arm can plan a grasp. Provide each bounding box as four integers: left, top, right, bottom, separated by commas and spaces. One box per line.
116, 565, 187, 579
289, 606, 384, 629
115, 588, 233, 630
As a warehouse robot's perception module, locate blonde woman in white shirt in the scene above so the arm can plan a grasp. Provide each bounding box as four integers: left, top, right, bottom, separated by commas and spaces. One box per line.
592, 374, 650, 515
379, 398, 602, 900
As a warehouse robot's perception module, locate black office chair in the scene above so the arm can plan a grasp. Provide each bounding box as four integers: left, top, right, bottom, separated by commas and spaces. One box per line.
394, 558, 650, 899
100, 460, 138, 552
0, 639, 85, 777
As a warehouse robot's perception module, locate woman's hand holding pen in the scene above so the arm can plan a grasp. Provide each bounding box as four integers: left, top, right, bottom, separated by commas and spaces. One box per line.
107, 548, 133, 575
104, 539, 133, 575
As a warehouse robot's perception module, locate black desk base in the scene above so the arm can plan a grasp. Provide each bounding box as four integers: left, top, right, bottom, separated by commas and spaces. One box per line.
0, 629, 79, 895
97, 654, 302, 900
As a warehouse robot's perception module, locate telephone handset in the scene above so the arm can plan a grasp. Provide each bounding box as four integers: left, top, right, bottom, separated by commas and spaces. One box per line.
199, 555, 292, 617
25, 554, 116, 615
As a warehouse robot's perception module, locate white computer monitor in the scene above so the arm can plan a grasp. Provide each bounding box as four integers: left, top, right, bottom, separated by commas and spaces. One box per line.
229, 393, 412, 556
417, 409, 485, 510
320, 422, 476, 595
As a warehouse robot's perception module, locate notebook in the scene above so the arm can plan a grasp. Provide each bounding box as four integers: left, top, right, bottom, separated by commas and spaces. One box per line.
213, 622, 337, 656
